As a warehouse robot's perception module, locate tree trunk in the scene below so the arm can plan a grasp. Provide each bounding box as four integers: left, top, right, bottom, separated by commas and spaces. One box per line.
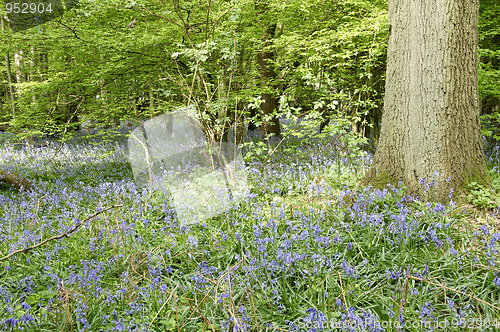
1, 16, 15, 115
14, 50, 25, 84
257, 5, 280, 138
361, 0, 487, 203
0, 169, 31, 191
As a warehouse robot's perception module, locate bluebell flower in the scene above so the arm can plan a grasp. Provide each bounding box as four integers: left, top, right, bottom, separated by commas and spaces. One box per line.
187, 235, 198, 248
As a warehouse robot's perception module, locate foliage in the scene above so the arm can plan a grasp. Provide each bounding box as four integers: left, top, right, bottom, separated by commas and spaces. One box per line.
273, 0, 388, 141
467, 182, 499, 209
1, 1, 500, 328
479, 0, 500, 144
0, 0, 390, 144
0, 0, 498, 151
241, 111, 369, 198
479, 0, 500, 99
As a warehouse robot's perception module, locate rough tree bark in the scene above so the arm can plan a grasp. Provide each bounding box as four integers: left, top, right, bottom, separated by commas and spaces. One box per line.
0, 169, 31, 191
361, 0, 487, 202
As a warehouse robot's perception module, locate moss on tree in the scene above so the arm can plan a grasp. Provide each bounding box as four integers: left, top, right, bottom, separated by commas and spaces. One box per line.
365, 171, 398, 190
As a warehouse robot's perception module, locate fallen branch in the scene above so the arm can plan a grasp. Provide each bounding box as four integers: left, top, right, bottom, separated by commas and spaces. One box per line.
148, 285, 179, 329
0, 168, 32, 192
259, 137, 285, 172
0, 205, 122, 262
398, 266, 413, 332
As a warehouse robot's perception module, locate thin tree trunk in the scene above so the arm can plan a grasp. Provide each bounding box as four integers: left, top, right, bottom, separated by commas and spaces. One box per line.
361, 0, 486, 203
1, 16, 15, 115
14, 50, 25, 84
257, 4, 280, 138
39, 51, 48, 82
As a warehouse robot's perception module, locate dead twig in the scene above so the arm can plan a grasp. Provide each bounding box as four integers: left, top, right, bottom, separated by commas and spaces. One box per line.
409, 275, 500, 311
397, 266, 413, 332
346, 229, 365, 260
259, 137, 285, 172
148, 285, 178, 329
178, 260, 243, 331
337, 271, 347, 309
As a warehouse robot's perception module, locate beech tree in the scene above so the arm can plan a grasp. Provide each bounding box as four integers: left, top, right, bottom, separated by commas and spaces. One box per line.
361, 0, 489, 202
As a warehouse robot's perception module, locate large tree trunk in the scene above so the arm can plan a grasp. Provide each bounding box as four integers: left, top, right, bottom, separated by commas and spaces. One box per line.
361, 0, 487, 202
257, 5, 280, 138
0, 169, 31, 191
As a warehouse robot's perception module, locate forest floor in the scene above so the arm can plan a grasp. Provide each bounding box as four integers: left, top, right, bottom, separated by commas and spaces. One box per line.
0, 131, 499, 331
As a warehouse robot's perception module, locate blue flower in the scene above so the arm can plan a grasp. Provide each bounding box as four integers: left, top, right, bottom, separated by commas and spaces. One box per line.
187, 235, 198, 248
494, 276, 500, 288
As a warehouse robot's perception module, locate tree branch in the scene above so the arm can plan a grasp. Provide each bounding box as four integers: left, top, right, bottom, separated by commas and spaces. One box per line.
0, 205, 122, 262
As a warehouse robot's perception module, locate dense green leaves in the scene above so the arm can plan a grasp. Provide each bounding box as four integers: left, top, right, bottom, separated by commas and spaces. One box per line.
479, 0, 500, 145
0, 0, 387, 136
0, 0, 499, 146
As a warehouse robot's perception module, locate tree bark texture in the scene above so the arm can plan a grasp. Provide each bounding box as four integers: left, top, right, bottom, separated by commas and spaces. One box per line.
361, 0, 487, 202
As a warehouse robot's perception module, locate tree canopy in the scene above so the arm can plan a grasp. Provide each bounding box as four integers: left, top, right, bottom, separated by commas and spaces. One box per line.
0, 0, 498, 148
1, 0, 390, 135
